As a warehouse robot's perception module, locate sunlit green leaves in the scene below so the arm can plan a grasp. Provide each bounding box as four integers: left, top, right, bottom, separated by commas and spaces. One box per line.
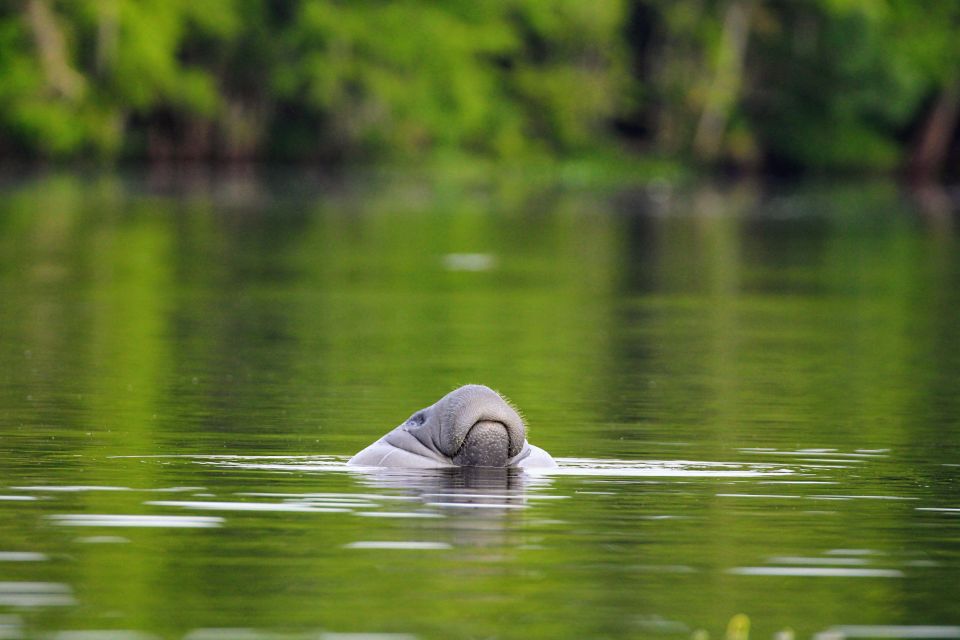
0, 0, 958, 169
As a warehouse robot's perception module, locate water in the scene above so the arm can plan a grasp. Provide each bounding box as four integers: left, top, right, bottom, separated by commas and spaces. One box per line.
1, 171, 959, 639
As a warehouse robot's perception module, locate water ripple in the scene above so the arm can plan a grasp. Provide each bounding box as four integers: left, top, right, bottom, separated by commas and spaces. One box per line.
729, 567, 903, 578
813, 626, 960, 639
0, 551, 46, 562
47, 515, 223, 528
145, 500, 349, 513
0, 582, 75, 607
545, 458, 796, 478
344, 541, 451, 550
114, 454, 800, 479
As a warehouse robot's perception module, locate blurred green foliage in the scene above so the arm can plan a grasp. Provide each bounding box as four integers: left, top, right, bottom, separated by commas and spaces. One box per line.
1, 0, 960, 172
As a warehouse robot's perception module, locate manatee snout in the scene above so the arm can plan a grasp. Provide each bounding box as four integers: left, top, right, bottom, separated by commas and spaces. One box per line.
440, 385, 525, 466
452, 420, 511, 467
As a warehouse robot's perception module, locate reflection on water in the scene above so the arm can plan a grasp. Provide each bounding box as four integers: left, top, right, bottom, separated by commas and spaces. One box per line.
1, 172, 959, 639
813, 626, 960, 639
48, 515, 224, 528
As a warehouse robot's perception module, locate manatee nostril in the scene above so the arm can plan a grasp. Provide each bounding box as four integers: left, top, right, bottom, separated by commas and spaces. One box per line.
452, 420, 511, 467
406, 411, 427, 427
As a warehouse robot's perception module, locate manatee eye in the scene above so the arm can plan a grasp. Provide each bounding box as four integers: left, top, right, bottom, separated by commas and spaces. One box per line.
406, 411, 427, 427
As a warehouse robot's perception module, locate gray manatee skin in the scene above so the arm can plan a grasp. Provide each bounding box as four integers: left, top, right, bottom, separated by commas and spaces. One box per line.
348, 384, 557, 469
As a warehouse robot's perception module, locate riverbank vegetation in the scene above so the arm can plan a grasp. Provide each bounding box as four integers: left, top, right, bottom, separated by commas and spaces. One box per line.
2, 1, 959, 176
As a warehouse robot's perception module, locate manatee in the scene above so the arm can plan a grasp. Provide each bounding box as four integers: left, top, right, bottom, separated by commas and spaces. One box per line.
348, 384, 556, 469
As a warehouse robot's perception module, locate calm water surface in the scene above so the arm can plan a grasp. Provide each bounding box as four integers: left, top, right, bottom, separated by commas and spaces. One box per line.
0, 171, 958, 639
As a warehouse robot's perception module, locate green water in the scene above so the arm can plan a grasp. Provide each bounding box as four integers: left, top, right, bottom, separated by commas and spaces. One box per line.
1, 171, 958, 640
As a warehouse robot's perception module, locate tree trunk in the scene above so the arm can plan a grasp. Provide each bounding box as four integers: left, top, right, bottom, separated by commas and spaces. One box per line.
908, 79, 960, 180
24, 0, 85, 100
693, 0, 753, 163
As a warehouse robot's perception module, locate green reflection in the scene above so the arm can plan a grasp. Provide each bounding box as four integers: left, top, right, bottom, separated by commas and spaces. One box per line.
0, 173, 958, 639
